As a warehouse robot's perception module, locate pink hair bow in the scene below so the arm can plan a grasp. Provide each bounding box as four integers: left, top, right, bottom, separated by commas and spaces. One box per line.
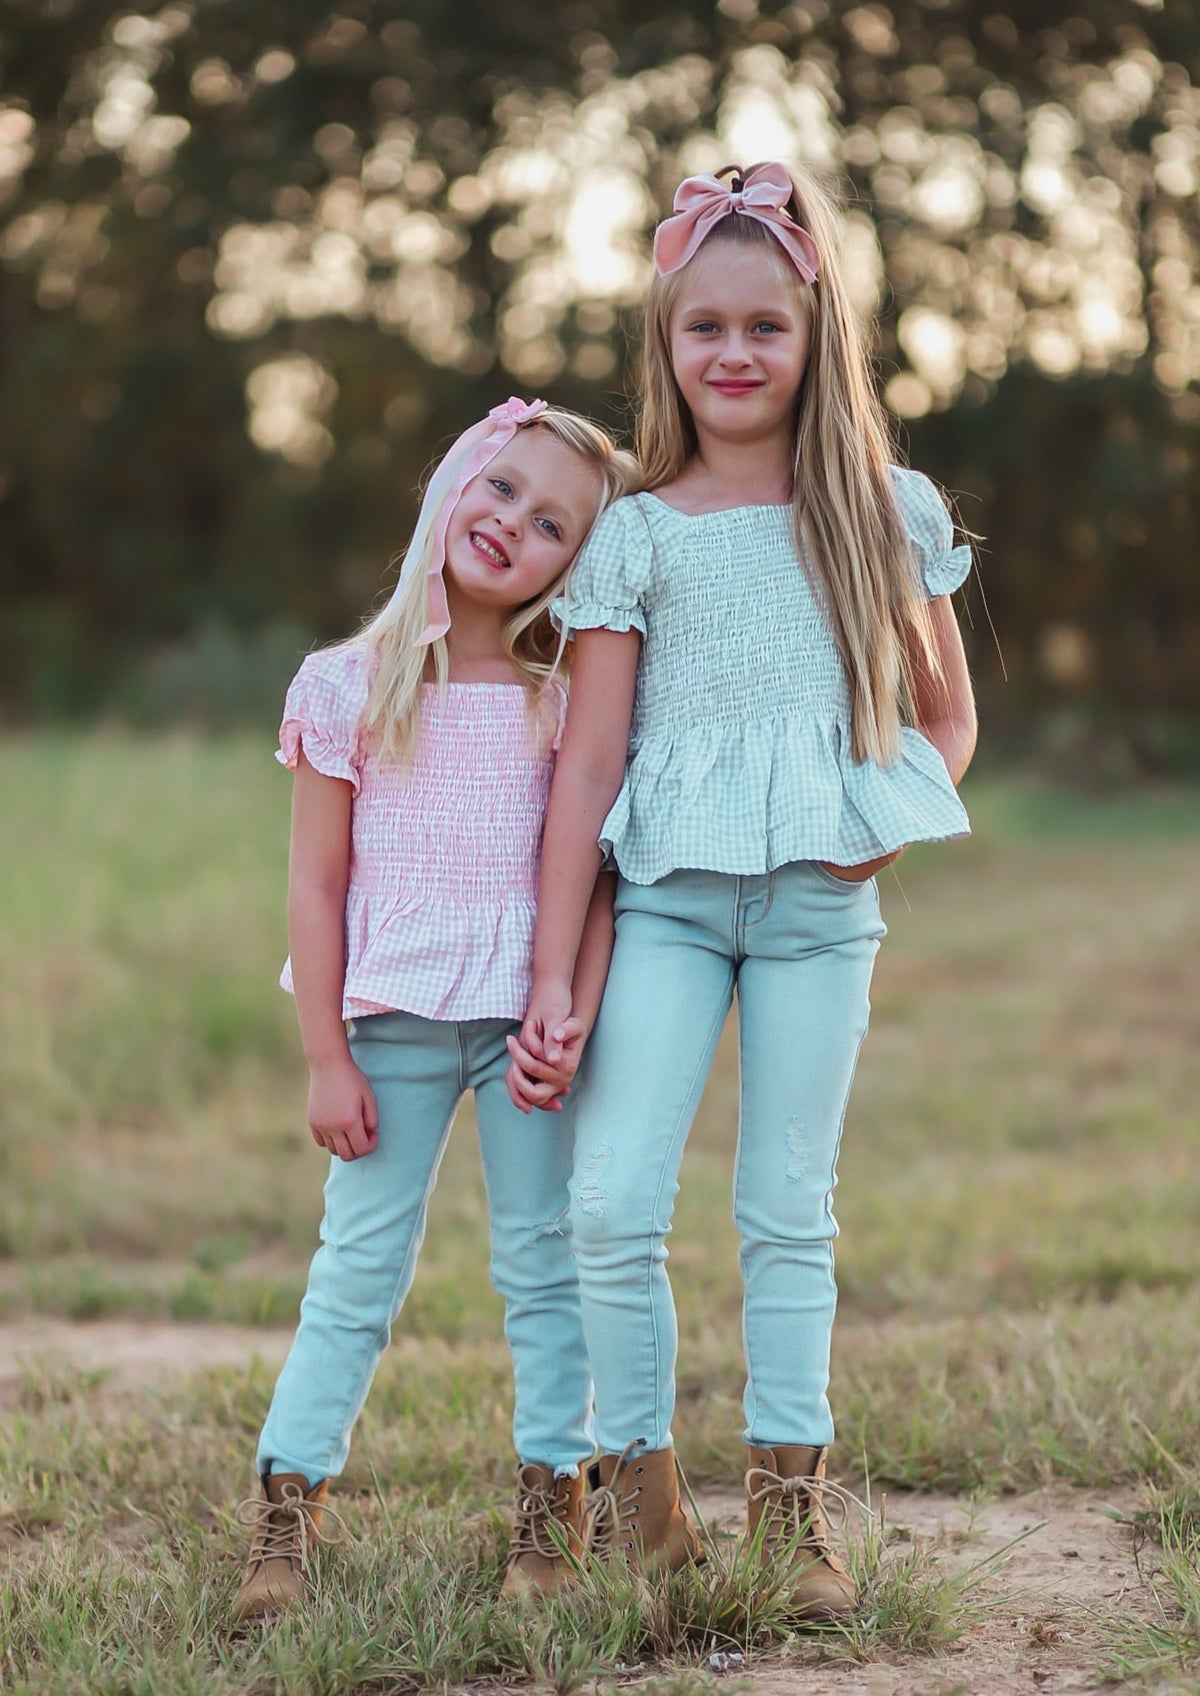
652, 165, 820, 284
401, 396, 548, 645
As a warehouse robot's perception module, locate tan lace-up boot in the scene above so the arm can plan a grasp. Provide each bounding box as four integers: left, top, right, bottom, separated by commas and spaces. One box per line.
500, 1463, 587, 1597
745, 1444, 858, 1620
232, 1472, 332, 1622
586, 1441, 703, 1573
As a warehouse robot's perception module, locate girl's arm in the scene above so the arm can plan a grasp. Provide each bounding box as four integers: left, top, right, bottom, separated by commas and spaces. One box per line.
569, 869, 617, 1037
288, 750, 379, 1161
824, 597, 976, 881
523, 628, 641, 1053
910, 594, 977, 784
507, 870, 616, 1112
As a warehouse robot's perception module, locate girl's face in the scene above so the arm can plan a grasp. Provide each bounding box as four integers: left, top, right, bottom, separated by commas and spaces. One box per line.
668, 243, 811, 448
443, 428, 601, 614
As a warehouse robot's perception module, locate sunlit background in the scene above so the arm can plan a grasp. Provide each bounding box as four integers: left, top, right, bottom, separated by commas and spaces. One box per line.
1, 0, 1197, 768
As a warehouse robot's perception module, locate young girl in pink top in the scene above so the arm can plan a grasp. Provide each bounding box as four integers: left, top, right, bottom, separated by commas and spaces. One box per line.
232, 399, 638, 1623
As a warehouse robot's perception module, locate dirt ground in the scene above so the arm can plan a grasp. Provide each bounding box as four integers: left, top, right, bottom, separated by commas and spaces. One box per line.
1, 1320, 1152, 1695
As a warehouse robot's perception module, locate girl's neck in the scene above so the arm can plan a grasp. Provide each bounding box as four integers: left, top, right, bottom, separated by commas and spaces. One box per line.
431, 596, 520, 685
664, 435, 794, 513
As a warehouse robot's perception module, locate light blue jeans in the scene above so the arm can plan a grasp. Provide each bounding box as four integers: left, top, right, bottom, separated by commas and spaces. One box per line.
258, 1012, 592, 1484
568, 864, 886, 1455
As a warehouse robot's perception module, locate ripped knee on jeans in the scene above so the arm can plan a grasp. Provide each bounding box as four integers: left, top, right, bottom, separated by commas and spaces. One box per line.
785, 1119, 811, 1183
573, 1143, 613, 1219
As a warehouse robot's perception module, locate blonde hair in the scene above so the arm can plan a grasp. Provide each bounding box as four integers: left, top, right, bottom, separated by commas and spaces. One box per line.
638, 162, 946, 765
351, 410, 639, 765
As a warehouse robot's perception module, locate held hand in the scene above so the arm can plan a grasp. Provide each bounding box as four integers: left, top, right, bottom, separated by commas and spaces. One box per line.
307, 1058, 380, 1161
505, 1016, 588, 1114
504, 982, 576, 1114
520, 982, 575, 1066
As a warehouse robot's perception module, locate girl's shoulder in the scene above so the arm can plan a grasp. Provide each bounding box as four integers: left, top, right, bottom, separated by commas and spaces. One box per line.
581, 490, 657, 547
290, 639, 374, 692
559, 494, 658, 629
888, 465, 972, 598
889, 463, 946, 520
278, 641, 375, 786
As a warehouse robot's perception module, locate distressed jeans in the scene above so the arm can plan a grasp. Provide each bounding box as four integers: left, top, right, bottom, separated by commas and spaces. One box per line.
568, 864, 886, 1454
258, 1011, 592, 1483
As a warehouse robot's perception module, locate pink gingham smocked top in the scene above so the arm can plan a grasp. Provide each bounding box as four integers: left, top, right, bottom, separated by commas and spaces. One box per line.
276, 643, 565, 1022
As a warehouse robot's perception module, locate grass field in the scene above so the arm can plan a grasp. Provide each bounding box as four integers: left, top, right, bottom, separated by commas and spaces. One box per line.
1, 732, 1198, 1693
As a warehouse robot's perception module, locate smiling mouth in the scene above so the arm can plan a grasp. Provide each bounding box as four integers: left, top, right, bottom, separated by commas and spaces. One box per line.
471, 532, 511, 568
709, 380, 764, 394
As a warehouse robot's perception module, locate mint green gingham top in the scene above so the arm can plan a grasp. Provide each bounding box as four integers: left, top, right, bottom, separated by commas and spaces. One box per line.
553, 466, 972, 885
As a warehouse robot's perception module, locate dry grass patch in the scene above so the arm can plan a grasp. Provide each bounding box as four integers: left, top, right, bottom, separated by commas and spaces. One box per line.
2, 735, 1199, 1691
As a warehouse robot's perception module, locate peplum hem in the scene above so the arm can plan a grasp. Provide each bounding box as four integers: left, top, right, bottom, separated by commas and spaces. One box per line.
280, 887, 537, 1023
599, 716, 970, 885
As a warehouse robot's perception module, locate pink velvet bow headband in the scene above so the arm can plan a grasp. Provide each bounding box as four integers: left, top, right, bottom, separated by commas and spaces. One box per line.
653, 165, 820, 284
391, 395, 548, 645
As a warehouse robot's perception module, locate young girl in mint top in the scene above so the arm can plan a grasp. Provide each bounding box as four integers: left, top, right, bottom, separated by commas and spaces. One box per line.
232, 400, 637, 1623
510, 165, 977, 1614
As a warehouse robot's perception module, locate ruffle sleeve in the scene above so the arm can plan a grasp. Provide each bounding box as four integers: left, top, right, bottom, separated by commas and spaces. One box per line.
551, 496, 656, 637
890, 466, 972, 598
276, 644, 371, 793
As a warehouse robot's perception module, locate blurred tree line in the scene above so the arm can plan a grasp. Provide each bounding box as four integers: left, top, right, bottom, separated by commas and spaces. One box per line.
0, 0, 1197, 769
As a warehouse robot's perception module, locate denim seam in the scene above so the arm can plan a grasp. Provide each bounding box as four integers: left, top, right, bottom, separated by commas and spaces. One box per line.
740, 870, 777, 934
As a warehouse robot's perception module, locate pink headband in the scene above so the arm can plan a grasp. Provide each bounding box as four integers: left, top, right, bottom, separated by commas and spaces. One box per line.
392, 396, 548, 645
652, 165, 820, 285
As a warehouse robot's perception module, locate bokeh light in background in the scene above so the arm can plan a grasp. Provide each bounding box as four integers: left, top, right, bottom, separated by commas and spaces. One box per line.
0, 1, 1197, 759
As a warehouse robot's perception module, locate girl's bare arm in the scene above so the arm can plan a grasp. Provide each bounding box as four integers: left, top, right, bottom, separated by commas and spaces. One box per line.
569, 870, 617, 1039
910, 594, 977, 784
823, 597, 976, 881
506, 870, 617, 1112
287, 751, 379, 1160
523, 629, 640, 1048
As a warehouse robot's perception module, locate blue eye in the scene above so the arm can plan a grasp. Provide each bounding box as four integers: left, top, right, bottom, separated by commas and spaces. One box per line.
754, 321, 782, 334
489, 476, 514, 497
537, 516, 562, 539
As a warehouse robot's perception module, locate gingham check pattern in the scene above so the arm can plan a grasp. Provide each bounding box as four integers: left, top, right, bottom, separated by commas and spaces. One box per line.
276, 644, 565, 1020
553, 467, 972, 885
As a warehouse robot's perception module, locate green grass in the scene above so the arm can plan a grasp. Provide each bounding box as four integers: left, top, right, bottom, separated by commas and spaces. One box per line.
0, 1354, 983, 1694
2, 732, 1199, 1690
1099, 1468, 1200, 1688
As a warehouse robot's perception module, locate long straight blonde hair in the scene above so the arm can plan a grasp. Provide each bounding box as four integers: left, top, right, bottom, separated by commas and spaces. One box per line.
348, 411, 639, 765
638, 163, 946, 765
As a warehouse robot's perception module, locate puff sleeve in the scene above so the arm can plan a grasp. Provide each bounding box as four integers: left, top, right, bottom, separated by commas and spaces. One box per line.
276, 644, 371, 793
551, 496, 656, 637
890, 466, 972, 599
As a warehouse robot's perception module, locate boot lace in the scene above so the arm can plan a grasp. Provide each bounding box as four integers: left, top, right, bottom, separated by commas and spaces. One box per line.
745, 1464, 869, 1550
234, 1482, 349, 1571
585, 1438, 648, 1559
507, 1467, 574, 1562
